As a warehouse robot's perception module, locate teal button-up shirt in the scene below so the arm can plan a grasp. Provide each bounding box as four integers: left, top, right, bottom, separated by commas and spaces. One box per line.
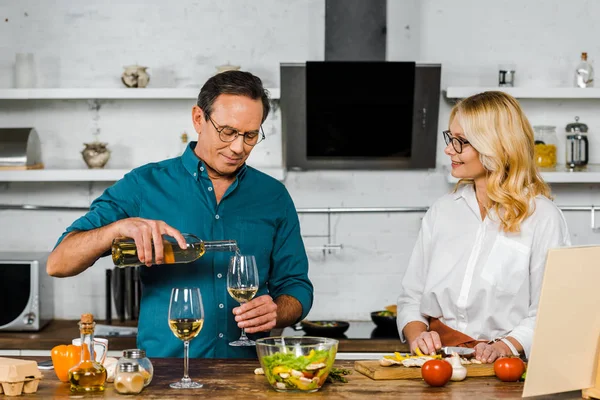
57, 142, 313, 358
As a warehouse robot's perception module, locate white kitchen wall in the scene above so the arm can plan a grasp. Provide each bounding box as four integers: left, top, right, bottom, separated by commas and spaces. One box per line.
1, 0, 600, 322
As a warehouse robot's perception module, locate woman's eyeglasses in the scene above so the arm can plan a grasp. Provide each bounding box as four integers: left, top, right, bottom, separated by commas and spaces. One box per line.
442, 130, 470, 154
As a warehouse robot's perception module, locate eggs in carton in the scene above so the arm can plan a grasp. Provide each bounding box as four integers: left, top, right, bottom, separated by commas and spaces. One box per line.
0, 357, 42, 396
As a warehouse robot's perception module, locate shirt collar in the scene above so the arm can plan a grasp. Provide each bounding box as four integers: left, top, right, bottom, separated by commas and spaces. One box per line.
181, 141, 248, 181
452, 183, 474, 200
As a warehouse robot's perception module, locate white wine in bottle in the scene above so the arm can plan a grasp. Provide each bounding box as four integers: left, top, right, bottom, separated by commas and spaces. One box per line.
111, 234, 238, 267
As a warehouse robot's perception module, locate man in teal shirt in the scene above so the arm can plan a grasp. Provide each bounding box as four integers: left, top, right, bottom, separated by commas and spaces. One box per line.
47, 71, 313, 358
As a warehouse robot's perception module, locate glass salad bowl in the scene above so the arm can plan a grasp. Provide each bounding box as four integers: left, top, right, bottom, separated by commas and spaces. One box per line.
255, 336, 338, 392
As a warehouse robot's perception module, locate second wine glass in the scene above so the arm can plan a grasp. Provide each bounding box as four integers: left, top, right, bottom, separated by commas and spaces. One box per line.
168, 287, 204, 389
227, 254, 259, 346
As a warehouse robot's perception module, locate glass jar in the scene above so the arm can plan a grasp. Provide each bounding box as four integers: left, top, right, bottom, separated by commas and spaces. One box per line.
117, 349, 153, 387
533, 125, 558, 169
114, 363, 144, 395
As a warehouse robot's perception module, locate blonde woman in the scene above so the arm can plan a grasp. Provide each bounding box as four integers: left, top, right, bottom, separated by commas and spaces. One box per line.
397, 91, 570, 363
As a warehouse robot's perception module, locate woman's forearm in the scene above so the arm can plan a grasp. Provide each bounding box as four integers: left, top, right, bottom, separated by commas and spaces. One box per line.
403, 321, 429, 345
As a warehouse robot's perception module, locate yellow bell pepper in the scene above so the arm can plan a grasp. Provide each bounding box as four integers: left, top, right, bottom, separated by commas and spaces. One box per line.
51, 344, 89, 382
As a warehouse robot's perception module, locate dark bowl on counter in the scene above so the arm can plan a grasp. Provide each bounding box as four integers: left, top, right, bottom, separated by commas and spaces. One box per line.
300, 320, 350, 338
370, 311, 398, 332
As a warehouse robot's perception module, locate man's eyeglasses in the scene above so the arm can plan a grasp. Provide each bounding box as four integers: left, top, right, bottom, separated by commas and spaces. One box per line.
207, 114, 265, 146
443, 130, 470, 154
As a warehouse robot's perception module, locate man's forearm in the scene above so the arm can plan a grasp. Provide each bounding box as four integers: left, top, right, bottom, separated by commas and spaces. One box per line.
274, 295, 303, 328
47, 223, 118, 277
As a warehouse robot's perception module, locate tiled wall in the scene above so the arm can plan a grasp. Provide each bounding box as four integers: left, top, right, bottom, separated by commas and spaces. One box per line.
1, 0, 600, 322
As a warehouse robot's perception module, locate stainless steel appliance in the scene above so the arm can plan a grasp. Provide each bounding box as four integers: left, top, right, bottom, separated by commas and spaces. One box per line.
0, 128, 43, 168
0, 252, 53, 331
565, 116, 589, 171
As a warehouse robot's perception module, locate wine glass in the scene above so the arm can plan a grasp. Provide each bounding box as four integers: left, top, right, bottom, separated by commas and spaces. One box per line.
168, 287, 204, 389
227, 254, 259, 346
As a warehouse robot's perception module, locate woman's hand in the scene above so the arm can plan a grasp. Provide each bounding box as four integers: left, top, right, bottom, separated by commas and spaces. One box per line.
474, 342, 508, 363
410, 330, 442, 356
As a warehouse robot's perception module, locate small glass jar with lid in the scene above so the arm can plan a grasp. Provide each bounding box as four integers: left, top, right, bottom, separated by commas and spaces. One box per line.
533, 125, 558, 169
114, 363, 145, 395
117, 349, 153, 387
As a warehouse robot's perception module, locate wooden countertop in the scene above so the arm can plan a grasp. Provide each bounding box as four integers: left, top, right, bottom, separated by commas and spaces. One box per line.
0, 320, 409, 353
12, 357, 581, 399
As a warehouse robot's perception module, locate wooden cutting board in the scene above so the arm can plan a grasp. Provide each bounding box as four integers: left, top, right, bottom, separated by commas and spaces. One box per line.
354, 360, 496, 380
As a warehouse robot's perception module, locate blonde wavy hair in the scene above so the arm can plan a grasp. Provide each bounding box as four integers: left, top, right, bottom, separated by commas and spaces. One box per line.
451, 91, 551, 233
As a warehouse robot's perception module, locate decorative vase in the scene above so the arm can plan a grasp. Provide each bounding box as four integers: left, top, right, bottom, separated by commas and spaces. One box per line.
82, 142, 111, 169
121, 65, 150, 88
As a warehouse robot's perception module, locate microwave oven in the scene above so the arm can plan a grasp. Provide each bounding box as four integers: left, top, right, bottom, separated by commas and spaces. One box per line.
0, 252, 53, 331
280, 61, 441, 170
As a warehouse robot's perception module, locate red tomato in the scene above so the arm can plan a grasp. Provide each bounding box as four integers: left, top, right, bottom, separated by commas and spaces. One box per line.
421, 359, 453, 387
494, 357, 525, 382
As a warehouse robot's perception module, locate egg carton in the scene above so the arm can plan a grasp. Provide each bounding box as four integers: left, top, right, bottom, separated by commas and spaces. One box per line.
0, 358, 42, 397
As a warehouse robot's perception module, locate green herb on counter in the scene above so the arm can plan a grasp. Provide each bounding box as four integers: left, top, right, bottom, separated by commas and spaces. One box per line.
326, 367, 352, 383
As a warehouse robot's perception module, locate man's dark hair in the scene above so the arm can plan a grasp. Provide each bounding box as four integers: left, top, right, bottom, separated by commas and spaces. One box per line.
197, 70, 270, 123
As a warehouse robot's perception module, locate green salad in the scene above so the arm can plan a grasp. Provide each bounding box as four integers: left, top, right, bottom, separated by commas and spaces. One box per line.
261, 348, 335, 391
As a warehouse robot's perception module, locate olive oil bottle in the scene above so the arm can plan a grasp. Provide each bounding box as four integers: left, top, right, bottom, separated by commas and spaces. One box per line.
68, 314, 107, 392
112, 233, 239, 267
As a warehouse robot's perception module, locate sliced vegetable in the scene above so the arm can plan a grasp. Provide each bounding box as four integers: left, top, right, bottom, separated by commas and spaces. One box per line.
261, 348, 335, 391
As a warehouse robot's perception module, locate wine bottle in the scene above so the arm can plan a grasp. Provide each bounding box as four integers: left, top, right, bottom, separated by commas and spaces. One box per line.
575, 52, 594, 88
111, 233, 238, 267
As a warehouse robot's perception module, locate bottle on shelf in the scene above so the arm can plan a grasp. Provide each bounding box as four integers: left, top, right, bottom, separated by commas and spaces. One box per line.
111, 233, 239, 267
68, 314, 107, 392
574, 52, 594, 88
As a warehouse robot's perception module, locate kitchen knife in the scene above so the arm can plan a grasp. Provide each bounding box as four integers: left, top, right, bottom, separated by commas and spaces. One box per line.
439, 346, 475, 356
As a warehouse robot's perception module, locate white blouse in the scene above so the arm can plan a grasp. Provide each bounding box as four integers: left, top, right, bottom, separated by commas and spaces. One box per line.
397, 184, 571, 358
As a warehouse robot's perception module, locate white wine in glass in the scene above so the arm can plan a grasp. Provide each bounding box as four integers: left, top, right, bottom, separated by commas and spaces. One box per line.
168, 287, 204, 389
227, 254, 259, 347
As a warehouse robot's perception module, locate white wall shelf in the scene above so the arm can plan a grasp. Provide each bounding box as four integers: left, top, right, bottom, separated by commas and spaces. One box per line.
446, 165, 600, 184
0, 167, 286, 182
0, 88, 281, 100
446, 87, 600, 99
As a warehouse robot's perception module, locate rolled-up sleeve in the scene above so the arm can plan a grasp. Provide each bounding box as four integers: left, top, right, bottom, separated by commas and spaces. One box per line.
397, 210, 433, 342
268, 193, 313, 321
54, 171, 141, 248
508, 208, 570, 358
